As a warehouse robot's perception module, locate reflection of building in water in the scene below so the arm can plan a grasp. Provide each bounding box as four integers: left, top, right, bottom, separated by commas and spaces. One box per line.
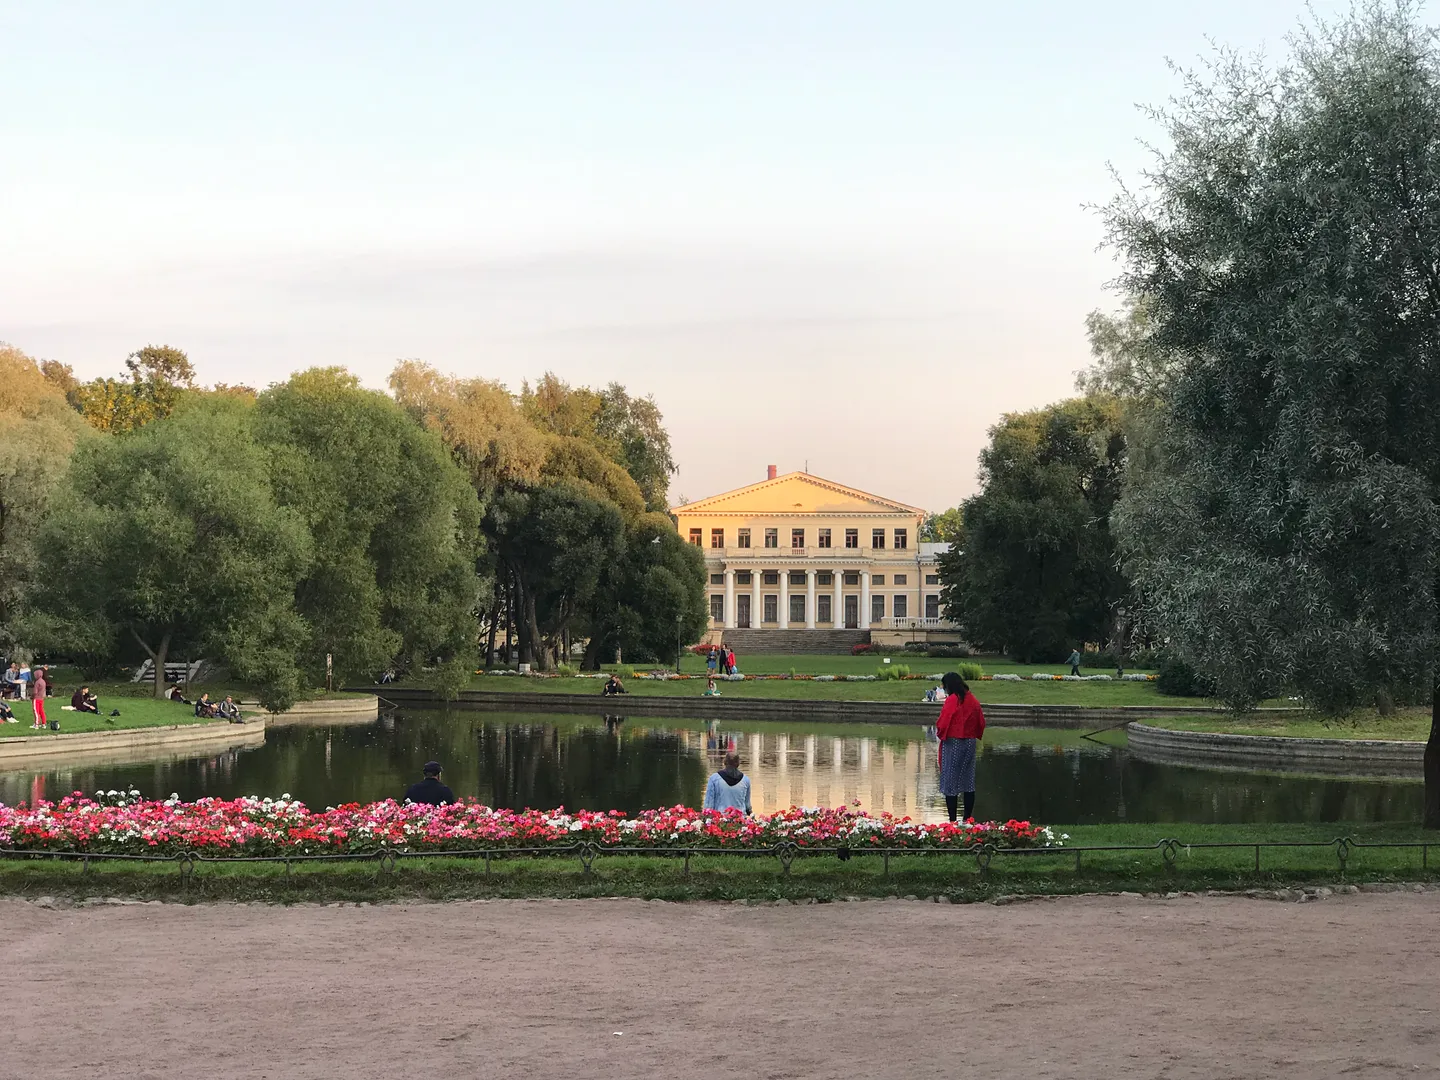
683, 729, 943, 820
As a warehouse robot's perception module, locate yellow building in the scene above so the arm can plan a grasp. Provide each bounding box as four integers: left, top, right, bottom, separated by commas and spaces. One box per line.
671, 467, 956, 648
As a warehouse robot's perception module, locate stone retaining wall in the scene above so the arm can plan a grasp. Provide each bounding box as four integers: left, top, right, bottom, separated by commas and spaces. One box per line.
0, 717, 268, 766
1127, 722, 1424, 779
360, 687, 1296, 730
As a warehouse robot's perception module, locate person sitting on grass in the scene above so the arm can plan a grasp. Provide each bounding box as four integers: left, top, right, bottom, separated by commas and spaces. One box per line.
702, 751, 751, 815
404, 760, 455, 806
216, 695, 242, 723
704, 676, 720, 697
602, 674, 627, 697
0, 699, 15, 723
194, 692, 217, 718
71, 686, 100, 714
167, 685, 190, 704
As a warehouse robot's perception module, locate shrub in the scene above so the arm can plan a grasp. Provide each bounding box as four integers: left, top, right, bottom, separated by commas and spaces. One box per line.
1087, 649, 1118, 670
1155, 656, 1216, 698
925, 645, 970, 659
851, 643, 873, 655
554, 663, 578, 677
876, 663, 911, 681
614, 664, 636, 679
958, 662, 984, 682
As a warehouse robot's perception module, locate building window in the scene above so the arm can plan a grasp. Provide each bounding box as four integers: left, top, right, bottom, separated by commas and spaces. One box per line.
791, 528, 805, 549
762, 571, 779, 585
925, 574, 939, 585
817, 572, 833, 586
845, 529, 858, 549
738, 529, 751, 549
710, 573, 724, 585
818, 595, 832, 622
871, 528, 885, 549
788, 571, 806, 586
688, 529, 702, 546
893, 574, 907, 586
710, 595, 724, 622
894, 528, 908, 550
736, 571, 752, 585
893, 595, 908, 619
844, 572, 859, 586
763, 594, 778, 622
764, 528, 778, 548
711, 528, 724, 549
789, 594, 806, 624
817, 528, 832, 548
925, 594, 940, 619
871, 594, 885, 623
873, 575, 885, 586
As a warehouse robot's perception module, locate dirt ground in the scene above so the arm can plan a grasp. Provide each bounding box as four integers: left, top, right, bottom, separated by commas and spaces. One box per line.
5, 891, 1439, 1080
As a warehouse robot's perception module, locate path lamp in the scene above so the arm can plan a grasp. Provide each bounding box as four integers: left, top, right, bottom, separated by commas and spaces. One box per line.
675, 613, 682, 674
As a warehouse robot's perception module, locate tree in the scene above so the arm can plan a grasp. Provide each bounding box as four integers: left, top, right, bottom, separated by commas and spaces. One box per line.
920, 507, 965, 545
580, 512, 709, 667
0, 345, 92, 651
254, 368, 484, 689
938, 397, 1128, 662
72, 344, 196, 433
33, 397, 312, 705
1102, 2, 1440, 826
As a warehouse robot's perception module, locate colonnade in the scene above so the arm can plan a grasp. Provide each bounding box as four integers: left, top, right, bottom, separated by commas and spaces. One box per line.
721, 567, 872, 630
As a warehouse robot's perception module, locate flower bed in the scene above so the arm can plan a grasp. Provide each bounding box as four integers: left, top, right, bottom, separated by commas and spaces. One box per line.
0, 792, 1057, 858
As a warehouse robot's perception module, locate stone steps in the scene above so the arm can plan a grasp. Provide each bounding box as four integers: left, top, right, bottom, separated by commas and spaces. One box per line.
718, 629, 870, 655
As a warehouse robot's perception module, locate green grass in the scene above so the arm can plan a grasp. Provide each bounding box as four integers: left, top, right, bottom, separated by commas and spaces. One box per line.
1143, 707, 1433, 742
657, 653, 1136, 678
464, 669, 1205, 707
1, 822, 1432, 903
0, 695, 217, 738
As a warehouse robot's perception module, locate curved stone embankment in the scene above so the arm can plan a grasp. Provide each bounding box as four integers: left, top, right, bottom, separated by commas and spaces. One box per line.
357, 686, 1300, 730
0, 718, 268, 769
261, 696, 380, 727
1126, 722, 1425, 779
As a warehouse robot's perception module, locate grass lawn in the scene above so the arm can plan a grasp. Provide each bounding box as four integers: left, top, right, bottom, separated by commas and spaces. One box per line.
0, 695, 217, 738
461, 663, 1210, 707
1146, 707, 1434, 742
661, 653, 1138, 678
1, 821, 1433, 903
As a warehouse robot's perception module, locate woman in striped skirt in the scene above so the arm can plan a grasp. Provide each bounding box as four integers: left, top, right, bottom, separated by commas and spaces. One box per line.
935, 671, 986, 822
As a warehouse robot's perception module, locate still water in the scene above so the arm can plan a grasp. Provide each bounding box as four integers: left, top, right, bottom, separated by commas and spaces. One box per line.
0, 710, 1422, 824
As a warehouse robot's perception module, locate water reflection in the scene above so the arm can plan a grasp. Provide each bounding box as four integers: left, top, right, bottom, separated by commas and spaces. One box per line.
0, 710, 1423, 825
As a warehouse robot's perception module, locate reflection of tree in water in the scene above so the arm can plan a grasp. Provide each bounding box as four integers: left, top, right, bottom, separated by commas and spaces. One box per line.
477, 723, 707, 814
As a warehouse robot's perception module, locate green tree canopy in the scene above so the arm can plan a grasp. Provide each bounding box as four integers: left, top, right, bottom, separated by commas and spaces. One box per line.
33, 397, 312, 705
254, 368, 484, 690
920, 507, 965, 545
1101, 2, 1440, 825
0, 344, 93, 652
938, 397, 1128, 663
72, 344, 197, 433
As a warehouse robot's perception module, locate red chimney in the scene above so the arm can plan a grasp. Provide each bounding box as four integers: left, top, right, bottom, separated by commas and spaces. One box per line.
767, 465, 777, 480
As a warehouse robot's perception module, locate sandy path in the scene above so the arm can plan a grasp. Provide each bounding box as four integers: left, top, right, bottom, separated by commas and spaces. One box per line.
4, 892, 1439, 1079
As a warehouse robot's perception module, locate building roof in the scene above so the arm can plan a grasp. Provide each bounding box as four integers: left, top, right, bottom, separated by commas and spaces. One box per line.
672, 471, 926, 517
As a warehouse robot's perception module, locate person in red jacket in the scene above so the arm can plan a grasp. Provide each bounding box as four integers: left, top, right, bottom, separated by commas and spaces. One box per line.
934, 671, 985, 822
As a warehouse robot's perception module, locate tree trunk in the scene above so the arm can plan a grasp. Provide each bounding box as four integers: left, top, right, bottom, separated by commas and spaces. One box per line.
130, 627, 173, 700
484, 598, 500, 668
1426, 675, 1440, 830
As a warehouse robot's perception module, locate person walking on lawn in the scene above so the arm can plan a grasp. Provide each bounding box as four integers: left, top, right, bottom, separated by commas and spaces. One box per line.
935, 671, 985, 822
31, 667, 48, 728
1068, 648, 1082, 677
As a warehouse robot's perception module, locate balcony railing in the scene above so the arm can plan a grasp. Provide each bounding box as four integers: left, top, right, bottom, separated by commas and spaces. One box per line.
878, 616, 959, 631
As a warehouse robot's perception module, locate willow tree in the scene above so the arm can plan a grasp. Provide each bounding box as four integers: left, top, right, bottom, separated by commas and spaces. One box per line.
1105, 2, 1440, 826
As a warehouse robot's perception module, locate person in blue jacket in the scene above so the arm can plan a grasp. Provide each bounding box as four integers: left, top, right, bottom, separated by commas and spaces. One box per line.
702, 751, 752, 815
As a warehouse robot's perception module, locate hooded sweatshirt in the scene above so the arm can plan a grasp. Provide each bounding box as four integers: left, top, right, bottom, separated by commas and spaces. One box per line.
703, 767, 752, 814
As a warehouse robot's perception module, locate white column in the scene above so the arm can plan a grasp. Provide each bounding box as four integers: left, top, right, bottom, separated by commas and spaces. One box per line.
833, 570, 844, 629
723, 569, 736, 629
752, 571, 762, 628
859, 570, 871, 630
778, 570, 790, 630
805, 569, 817, 629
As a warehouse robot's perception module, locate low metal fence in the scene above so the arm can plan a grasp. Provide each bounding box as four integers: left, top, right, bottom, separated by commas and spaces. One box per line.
0, 836, 1433, 885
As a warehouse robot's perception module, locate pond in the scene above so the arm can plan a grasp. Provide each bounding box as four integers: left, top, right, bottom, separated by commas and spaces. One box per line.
0, 709, 1422, 824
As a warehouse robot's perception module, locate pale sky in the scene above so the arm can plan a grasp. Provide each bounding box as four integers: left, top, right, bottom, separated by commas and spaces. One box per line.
0, 0, 1348, 510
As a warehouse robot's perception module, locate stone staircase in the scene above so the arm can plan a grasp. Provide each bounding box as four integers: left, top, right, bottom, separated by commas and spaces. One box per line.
718, 629, 870, 655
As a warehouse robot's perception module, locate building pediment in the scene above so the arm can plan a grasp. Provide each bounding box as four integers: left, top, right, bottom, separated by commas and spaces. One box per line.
673, 472, 923, 517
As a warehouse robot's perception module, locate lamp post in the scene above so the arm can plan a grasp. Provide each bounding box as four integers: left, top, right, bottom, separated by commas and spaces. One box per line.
675, 613, 682, 674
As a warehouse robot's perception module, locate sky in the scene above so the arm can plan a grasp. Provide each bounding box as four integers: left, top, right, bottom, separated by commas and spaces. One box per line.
0, 0, 1351, 510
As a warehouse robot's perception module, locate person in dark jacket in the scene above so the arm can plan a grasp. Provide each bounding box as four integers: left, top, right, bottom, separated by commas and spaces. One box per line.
405, 761, 455, 806
71, 686, 100, 714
